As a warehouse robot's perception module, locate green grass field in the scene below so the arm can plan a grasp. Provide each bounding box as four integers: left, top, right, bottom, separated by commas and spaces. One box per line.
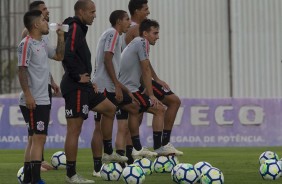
1, 147, 282, 184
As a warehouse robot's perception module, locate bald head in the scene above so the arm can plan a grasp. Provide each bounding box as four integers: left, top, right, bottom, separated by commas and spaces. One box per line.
74, 0, 92, 14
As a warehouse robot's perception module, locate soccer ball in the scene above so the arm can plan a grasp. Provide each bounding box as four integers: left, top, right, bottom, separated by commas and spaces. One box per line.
17, 166, 24, 184
153, 156, 175, 173
133, 158, 154, 175
122, 164, 145, 184
259, 151, 279, 165
50, 151, 66, 169
175, 163, 199, 184
171, 163, 183, 183
100, 162, 123, 181
200, 167, 224, 184
194, 161, 212, 176
168, 155, 180, 166
259, 159, 281, 180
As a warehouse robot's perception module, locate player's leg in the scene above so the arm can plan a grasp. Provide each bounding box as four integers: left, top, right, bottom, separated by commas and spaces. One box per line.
91, 113, 103, 177
116, 118, 128, 168
91, 94, 127, 163
64, 90, 94, 183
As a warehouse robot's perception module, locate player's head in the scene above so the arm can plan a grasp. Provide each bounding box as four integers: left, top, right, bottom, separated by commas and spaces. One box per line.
128, 0, 149, 21
74, 0, 96, 25
29, 1, 49, 22
139, 19, 159, 45
109, 10, 131, 33
24, 10, 49, 35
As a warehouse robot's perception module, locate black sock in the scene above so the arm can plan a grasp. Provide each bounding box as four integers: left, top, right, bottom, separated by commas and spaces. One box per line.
131, 135, 142, 151
126, 145, 134, 165
66, 161, 76, 178
162, 129, 172, 146
116, 150, 126, 168
23, 162, 31, 183
153, 131, 163, 150
93, 157, 102, 172
103, 139, 113, 155
30, 160, 41, 183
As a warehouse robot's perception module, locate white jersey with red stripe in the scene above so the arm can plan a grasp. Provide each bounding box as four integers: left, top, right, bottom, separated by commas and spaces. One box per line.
92, 27, 122, 92
119, 37, 150, 92
17, 35, 56, 106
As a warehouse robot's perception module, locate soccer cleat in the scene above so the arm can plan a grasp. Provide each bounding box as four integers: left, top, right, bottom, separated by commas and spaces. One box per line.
65, 174, 95, 184
155, 143, 183, 156
102, 152, 128, 164
92, 170, 101, 177
132, 147, 157, 160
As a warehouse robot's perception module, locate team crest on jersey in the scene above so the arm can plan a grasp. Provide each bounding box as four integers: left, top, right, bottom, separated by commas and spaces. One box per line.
82, 105, 89, 115
37, 121, 45, 131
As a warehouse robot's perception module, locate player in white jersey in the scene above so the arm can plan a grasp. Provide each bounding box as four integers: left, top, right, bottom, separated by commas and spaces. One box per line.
21, 1, 60, 173
124, 0, 183, 157
119, 19, 170, 156
18, 10, 64, 184
91, 10, 157, 177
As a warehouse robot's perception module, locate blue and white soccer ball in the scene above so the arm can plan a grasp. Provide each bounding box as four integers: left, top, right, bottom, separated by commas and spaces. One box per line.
259, 151, 279, 165
100, 162, 123, 181
175, 163, 199, 184
133, 158, 153, 175
171, 163, 183, 183
259, 159, 281, 180
153, 156, 175, 173
200, 167, 224, 184
17, 166, 24, 184
168, 155, 180, 166
122, 164, 145, 184
194, 161, 212, 176
50, 151, 66, 169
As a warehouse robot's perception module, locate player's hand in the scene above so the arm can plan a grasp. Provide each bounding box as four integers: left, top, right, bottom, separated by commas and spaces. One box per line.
156, 79, 170, 91
56, 24, 65, 37
149, 95, 162, 107
79, 73, 90, 83
26, 95, 36, 110
115, 85, 123, 103
51, 82, 60, 95
92, 83, 98, 93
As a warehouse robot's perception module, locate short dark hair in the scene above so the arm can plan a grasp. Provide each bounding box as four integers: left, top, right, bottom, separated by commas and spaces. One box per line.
139, 19, 159, 36
29, 1, 45, 11
23, 10, 42, 31
109, 10, 128, 27
74, 0, 91, 12
128, 0, 148, 16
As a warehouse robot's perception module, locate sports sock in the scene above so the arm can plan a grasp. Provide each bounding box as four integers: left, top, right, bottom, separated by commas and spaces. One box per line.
126, 145, 134, 165
30, 160, 41, 183
153, 131, 162, 150
93, 157, 102, 172
162, 129, 172, 146
66, 161, 76, 178
103, 139, 113, 155
131, 135, 142, 151
23, 162, 31, 183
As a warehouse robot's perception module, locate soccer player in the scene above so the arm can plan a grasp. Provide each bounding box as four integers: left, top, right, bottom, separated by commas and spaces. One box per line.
60, 1, 127, 183
91, 10, 157, 177
119, 18, 168, 159
125, 0, 183, 157
18, 9, 65, 184
21, 0, 60, 173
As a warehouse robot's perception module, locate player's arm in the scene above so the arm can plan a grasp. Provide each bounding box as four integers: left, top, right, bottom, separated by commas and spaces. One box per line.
52, 29, 65, 61
50, 73, 60, 94
149, 62, 171, 91
18, 66, 35, 109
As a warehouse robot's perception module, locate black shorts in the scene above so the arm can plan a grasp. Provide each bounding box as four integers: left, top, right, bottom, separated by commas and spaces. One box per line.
48, 84, 52, 108
63, 88, 106, 120
20, 105, 50, 136
132, 91, 153, 113
94, 89, 132, 121
139, 80, 174, 101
